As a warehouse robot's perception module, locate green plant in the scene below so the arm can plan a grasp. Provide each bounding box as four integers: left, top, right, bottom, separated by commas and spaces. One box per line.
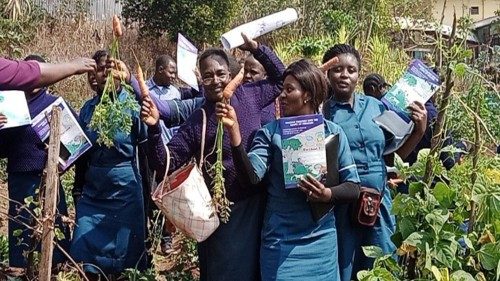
162, 232, 199, 281
0, 234, 8, 265
122, 0, 242, 46
121, 268, 157, 281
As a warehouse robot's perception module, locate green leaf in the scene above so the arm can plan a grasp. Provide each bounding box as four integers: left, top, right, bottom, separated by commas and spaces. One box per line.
54, 228, 65, 241
399, 217, 417, 239
454, 63, 468, 78
425, 210, 449, 235
496, 260, 499, 281
434, 239, 459, 268
478, 243, 500, 271
12, 229, 22, 237
409, 181, 425, 197
23, 196, 34, 206
463, 236, 474, 249
433, 182, 456, 209
362, 246, 384, 259
450, 270, 475, 281
404, 232, 432, 251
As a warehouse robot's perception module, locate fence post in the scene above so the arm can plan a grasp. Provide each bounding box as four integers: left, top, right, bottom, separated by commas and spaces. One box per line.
39, 106, 62, 281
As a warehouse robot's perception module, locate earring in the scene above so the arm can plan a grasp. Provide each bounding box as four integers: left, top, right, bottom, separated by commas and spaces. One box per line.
304, 100, 308, 104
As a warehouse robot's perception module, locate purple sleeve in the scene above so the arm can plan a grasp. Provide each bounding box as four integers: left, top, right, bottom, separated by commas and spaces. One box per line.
249, 44, 285, 109
0, 58, 41, 91
148, 110, 200, 180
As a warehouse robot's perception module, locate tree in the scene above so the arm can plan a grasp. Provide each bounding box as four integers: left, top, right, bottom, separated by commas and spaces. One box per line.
121, 0, 242, 46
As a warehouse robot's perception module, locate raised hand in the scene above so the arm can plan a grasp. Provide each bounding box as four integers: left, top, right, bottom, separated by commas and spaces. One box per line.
407, 101, 428, 134
140, 96, 159, 126
70, 57, 97, 75
238, 33, 259, 52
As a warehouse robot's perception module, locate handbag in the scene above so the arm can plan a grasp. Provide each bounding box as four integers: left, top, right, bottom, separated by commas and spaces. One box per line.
351, 187, 383, 227
152, 108, 220, 242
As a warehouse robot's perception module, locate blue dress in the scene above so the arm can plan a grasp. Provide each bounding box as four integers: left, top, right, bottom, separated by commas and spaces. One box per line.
0, 89, 71, 267
247, 120, 359, 281
70, 90, 147, 274
324, 94, 397, 281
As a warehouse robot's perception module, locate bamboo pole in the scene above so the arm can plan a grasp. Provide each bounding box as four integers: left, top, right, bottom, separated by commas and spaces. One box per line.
39, 106, 62, 281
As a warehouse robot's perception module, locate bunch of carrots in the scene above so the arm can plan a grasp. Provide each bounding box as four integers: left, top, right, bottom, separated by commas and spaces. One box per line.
89, 15, 139, 148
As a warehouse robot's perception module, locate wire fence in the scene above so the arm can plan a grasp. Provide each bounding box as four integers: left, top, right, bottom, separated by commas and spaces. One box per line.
32, 0, 122, 21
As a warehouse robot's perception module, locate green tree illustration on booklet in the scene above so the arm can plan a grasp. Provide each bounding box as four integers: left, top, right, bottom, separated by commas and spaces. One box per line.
280, 114, 326, 189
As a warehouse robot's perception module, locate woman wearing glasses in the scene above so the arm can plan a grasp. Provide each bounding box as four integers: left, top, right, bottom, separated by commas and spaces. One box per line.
142, 34, 285, 281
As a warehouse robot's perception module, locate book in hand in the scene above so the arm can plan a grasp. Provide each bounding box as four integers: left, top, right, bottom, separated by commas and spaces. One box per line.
280, 114, 327, 189
0, 90, 31, 130
374, 59, 441, 153
310, 133, 339, 223
31, 97, 92, 172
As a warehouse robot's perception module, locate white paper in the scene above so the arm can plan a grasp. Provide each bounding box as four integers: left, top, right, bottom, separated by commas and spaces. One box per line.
31, 97, 92, 171
221, 8, 299, 50
177, 33, 199, 91
0, 90, 31, 130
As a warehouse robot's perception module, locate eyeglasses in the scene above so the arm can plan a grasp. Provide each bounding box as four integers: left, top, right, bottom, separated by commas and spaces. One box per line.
201, 72, 229, 85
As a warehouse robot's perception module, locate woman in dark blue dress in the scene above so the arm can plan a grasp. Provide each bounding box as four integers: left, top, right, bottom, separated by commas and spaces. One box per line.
70, 50, 147, 276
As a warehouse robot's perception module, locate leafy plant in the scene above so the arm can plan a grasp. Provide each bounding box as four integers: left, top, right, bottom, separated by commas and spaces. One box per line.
122, 0, 242, 46
162, 232, 199, 281
88, 16, 139, 148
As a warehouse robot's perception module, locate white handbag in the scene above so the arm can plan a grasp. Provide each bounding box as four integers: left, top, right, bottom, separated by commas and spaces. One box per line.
152, 108, 220, 242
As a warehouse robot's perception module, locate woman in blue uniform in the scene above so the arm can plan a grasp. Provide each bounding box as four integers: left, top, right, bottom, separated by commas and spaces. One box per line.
216, 59, 361, 281
321, 44, 428, 281
70, 50, 147, 277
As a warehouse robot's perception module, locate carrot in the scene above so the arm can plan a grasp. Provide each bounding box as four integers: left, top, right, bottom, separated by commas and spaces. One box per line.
112, 15, 122, 38
222, 68, 244, 100
319, 57, 339, 73
136, 64, 150, 98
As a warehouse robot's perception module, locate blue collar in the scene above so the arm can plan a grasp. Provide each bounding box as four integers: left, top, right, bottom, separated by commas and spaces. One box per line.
329, 93, 366, 115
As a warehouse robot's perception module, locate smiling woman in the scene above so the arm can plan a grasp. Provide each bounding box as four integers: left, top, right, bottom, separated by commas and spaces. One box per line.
216, 59, 361, 281
142, 35, 286, 281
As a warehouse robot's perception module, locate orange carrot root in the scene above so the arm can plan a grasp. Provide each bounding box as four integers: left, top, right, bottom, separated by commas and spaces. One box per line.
319, 57, 339, 72
222, 68, 244, 100
112, 15, 123, 38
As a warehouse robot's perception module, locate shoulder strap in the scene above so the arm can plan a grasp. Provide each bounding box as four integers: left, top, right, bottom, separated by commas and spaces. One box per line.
199, 108, 207, 168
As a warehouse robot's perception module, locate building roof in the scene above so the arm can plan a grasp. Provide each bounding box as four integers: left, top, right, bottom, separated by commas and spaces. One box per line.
474, 16, 500, 29
395, 17, 479, 42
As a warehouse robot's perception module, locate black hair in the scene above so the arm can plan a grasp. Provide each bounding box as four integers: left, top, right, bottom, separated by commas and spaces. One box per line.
92, 50, 109, 62
283, 59, 328, 112
228, 54, 242, 78
155, 54, 175, 71
322, 44, 361, 69
363, 73, 387, 97
198, 48, 230, 71
24, 54, 46, 63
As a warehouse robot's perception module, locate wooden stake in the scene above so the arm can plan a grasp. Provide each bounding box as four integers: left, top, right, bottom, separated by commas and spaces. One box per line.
39, 106, 62, 281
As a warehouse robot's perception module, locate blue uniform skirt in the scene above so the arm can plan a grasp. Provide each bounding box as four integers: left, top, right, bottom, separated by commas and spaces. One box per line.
335, 170, 396, 281
70, 162, 146, 274
261, 199, 340, 281
198, 192, 265, 281
7, 172, 70, 267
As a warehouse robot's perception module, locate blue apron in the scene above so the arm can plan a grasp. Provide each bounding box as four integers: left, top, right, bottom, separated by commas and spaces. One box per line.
324, 94, 396, 281
70, 91, 147, 274
248, 120, 359, 281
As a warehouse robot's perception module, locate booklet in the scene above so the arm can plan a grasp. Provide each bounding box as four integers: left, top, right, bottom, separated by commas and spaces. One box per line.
374, 59, 441, 153
31, 97, 92, 171
177, 33, 199, 92
309, 133, 339, 222
280, 114, 326, 189
0, 90, 31, 130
